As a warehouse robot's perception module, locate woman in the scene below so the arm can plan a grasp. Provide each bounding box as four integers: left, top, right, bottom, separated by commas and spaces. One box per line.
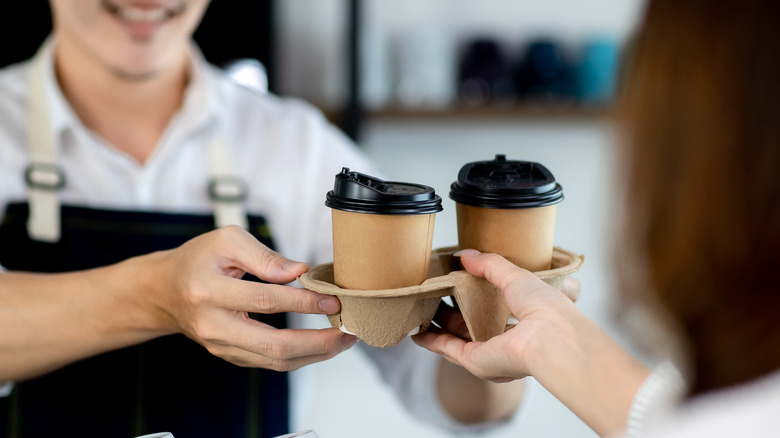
414, 0, 780, 436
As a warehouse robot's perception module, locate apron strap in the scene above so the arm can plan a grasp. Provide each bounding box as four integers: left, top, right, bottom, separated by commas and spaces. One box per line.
23, 43, 250, 240
207, 130, 249, 230
26, 46, 63, 243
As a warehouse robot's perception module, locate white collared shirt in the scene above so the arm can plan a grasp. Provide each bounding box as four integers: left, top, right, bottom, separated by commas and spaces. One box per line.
0, 38, 514, 434
0, 38, 364, 265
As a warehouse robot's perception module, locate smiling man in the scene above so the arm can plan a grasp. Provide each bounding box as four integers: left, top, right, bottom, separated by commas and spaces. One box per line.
49, 0, 209, 163
0, 1, 526, 437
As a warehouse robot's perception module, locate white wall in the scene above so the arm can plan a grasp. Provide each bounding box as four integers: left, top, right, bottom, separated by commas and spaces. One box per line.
275, 0, 648, 107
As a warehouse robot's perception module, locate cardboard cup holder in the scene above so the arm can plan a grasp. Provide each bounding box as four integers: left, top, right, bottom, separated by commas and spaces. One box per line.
298, 246, 584, 348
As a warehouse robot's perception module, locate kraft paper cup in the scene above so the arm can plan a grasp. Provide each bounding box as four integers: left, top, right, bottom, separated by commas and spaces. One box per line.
325, 167, 443, 290
450, 155, 564, 271
332, 209, 435, 290
455, 203, 557, 271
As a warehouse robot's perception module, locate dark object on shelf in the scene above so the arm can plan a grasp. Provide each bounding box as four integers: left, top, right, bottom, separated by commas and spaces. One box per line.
513, 39, 578, 104
457, 38, 516, 106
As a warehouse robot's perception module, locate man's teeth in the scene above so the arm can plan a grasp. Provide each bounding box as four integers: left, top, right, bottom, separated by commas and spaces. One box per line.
117, 7, 168, 22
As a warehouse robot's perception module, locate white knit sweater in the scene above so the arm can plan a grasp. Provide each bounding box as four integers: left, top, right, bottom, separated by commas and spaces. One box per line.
625, 361, 780, 438
626, 360, 687, 437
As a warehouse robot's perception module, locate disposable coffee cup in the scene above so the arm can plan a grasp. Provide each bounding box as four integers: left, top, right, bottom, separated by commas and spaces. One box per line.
325, 168, 443, 290
449, 155, 564, 271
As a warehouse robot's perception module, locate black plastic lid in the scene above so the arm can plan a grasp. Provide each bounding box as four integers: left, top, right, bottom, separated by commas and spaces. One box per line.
325, 168, 443, 215
449, 155, 564, 209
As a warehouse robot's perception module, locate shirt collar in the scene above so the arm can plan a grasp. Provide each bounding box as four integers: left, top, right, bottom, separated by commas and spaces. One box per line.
178, 42, 221, 131
29, 36, 79, 142
28, 37, 220, 147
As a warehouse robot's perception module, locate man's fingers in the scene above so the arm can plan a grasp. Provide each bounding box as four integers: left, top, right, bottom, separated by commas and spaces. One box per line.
246, 327, 352, 360
196, 315, 354, 363
208, 278, 340, 315
217, 225, 309, 284
210, 336, 357, 371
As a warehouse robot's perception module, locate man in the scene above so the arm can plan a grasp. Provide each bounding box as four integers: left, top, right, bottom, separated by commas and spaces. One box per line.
0, 0, 525, 436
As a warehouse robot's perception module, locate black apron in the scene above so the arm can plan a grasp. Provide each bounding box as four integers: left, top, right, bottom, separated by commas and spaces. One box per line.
0, 202, 290, 438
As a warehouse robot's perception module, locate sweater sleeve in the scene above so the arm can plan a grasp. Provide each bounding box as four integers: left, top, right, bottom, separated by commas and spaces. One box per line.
626, 360, 687, 438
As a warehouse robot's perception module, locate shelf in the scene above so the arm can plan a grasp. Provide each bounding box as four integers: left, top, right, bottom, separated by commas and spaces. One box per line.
321, 102, 613, 125
367, 103, 613, 121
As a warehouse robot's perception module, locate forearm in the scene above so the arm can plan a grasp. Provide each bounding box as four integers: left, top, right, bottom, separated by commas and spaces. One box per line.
436, 357, 525, 424
529, 306, 650, 437
0, 252, 172, 382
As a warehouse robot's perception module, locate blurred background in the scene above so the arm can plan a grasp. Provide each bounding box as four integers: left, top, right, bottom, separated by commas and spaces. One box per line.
2, 1, 651, 437
274, 0, 645, 142
272, 1, 652, 437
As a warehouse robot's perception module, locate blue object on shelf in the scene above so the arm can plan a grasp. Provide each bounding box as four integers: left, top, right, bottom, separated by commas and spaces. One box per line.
577, 38, 620, 105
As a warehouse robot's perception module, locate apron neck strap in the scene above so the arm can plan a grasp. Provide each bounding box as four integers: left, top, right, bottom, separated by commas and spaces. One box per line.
26, 43, 63, 242
207, 130, 249, 230
24, 45, 249, 241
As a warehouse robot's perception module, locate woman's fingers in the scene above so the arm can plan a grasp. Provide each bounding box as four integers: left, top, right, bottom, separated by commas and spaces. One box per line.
432, 301, 472, 340
561, 276, 581, 302
413, 326, 469, 367
414, 328, 523, 382
456, 249, 576, 316
458, 251, 540, 293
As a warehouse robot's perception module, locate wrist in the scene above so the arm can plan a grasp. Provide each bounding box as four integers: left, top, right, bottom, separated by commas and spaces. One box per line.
526, 305, 650, 437
522, 298, 585, 379
97, 250, 177, 336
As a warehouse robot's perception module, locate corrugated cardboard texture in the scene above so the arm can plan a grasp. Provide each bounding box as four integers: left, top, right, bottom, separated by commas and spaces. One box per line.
332, 209, 436, 290
456, 203, 557, 271
298, 247, 584, 347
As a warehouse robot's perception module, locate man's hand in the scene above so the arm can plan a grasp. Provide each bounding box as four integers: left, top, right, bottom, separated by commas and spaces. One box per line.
147, 225, 357, 371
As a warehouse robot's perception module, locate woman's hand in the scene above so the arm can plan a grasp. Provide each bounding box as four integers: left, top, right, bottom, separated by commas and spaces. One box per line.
413, 249, 650, 437
414, 249, 580, 382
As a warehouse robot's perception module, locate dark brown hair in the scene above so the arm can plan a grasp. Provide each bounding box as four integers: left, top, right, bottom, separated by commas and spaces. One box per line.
617, 0, 780, 396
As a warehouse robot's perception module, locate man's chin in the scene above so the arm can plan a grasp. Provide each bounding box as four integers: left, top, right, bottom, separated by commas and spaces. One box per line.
109, 65, 161, 82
